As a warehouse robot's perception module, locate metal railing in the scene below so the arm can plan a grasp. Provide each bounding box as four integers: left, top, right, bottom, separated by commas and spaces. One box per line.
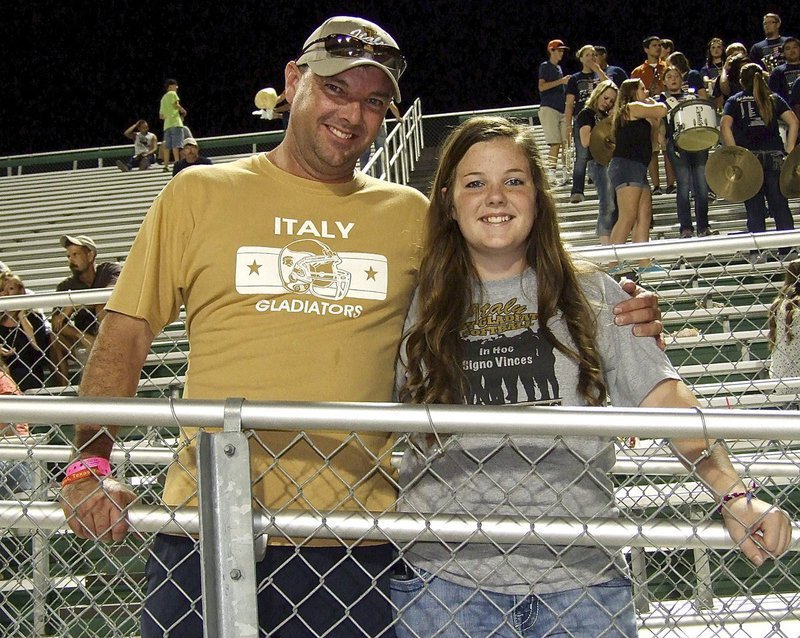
1, 396, 799, 637
357, 98, 425, 184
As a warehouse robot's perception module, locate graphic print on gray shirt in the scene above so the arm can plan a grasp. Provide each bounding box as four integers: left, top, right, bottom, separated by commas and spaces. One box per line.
396, 267, 680, 595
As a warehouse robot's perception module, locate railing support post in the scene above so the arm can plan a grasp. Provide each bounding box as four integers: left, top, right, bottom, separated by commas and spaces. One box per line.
198, 398, 258, 638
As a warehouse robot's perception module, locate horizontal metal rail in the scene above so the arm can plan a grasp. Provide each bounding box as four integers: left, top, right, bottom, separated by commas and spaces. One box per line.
575, 229, 800, 263
0, 443, 175, 465
2, 396, 800, 440
3, 444, 799, 479
3, 502, 799, 551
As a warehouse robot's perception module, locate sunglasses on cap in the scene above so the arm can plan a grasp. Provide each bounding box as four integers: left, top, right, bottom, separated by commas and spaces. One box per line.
302, 33, 407, 80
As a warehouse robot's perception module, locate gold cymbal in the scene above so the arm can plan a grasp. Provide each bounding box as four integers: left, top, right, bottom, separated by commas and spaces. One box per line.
589, 117, 615, 167
705, 146, 763, 203
780, 146, 800, 198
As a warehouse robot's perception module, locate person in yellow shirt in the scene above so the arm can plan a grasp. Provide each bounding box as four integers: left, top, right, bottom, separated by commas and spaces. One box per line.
159, 78, 187, 172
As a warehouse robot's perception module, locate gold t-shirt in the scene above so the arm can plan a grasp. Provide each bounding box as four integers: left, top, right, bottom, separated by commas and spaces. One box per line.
107, 155, 427, 535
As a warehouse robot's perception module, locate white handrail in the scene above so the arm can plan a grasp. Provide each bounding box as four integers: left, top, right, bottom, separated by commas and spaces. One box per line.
361, 98, 423, 183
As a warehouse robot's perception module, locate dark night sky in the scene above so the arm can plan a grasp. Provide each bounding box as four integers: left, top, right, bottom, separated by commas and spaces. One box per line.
2, 0, 797, 156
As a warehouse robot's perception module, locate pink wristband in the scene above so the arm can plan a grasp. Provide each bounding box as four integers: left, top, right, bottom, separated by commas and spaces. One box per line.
65, 457, 112, 478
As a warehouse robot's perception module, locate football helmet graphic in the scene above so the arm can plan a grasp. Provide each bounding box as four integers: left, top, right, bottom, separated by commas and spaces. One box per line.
278, 239, 352, 300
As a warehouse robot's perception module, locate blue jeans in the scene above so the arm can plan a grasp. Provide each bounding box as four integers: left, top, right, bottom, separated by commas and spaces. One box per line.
163, 127, 185, 150
744, 167, 795, 235
589, 160, 617, 236
127, 154, 156, 169
141, 534, 396, 637
571, 125, 590, 196
608, 157, 648, 189
391, 567, 637, 638
666, 139, 709, 233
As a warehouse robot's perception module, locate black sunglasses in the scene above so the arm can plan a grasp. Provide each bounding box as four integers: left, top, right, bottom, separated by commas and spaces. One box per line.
301, 34, 407, 80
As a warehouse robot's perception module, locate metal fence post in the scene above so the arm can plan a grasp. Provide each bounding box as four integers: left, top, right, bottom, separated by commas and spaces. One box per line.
630, 547, 651, 614
691, 505, 715, 610
197, 398, 258, 638
31, 456, 50, 637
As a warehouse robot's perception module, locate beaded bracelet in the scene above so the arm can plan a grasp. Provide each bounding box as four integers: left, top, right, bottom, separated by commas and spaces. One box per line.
717, 481, 757, 513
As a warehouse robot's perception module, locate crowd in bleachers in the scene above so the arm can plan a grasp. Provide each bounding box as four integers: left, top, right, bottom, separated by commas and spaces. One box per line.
538, 12, 800, 270
0, 235, 118, 392
115, 81, 214, 177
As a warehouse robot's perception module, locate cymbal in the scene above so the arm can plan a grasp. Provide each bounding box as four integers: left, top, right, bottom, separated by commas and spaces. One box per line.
780, 146, 800, 198
589, 117, 615, 167
705, 146, 763, 203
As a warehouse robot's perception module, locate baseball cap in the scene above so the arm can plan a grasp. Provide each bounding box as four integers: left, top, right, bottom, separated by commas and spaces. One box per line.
182, 137, 199, 148
295, 16, 406, 101
60, 234, 97, 252
548, 39, 569, 51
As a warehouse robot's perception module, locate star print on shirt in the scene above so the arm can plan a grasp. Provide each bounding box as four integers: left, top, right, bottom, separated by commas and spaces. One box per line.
248, 261, 262, 275
365, 266, 378, 281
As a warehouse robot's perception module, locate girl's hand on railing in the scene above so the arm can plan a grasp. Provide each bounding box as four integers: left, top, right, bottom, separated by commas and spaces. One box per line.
721, 497, 793, 566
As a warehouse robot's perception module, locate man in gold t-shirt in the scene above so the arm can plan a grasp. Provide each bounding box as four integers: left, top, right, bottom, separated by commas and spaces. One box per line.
60, 15, 663, 638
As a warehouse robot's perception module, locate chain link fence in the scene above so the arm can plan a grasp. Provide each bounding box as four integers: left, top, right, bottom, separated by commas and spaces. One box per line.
0, 400, 799, 637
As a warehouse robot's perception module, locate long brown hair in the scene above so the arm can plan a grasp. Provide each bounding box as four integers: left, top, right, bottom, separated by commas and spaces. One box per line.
740, 63, 776, 125
768, 259, 800, 350
611, 79, 643, 135
399, 116, 607, 406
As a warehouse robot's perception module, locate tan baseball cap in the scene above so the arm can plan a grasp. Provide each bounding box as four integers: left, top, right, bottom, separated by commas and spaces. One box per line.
295, 16, 406, 101
60, 234, 97, 252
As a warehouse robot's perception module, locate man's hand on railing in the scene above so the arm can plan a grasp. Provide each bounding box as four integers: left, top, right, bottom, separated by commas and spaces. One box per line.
60, 476, 137, 543
721, 497, 793, 566
614, 278, 665, 348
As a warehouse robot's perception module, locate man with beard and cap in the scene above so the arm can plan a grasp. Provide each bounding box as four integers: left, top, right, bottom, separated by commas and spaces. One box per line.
59, 15, 665, 638
50, 235, 121, 382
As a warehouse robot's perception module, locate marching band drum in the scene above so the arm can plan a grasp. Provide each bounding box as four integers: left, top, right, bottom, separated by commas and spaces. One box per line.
670, 99, 720, 152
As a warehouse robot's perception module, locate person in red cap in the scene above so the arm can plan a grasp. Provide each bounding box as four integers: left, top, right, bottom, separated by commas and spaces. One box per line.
538, 39, 570, 181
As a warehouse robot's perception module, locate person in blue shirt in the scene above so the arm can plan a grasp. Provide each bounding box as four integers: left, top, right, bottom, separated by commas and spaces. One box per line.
595, 45, 628, 89
721, 63, 798, 254
537, 39, 570, 179
171, 137, 213, 177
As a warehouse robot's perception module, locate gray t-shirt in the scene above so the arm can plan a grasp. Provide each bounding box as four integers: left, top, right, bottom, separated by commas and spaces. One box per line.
395, 267, 679, 595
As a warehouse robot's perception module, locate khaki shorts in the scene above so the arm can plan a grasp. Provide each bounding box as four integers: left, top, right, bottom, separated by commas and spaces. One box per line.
539, 106, 567, 145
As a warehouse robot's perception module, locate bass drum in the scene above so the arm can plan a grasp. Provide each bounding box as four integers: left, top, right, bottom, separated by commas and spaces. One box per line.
671, 99, 719, 152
